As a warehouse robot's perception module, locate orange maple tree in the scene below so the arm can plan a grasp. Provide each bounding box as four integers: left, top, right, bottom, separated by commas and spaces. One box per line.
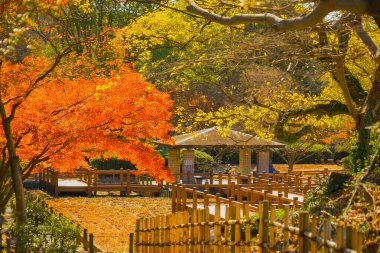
0, 56, 173, 179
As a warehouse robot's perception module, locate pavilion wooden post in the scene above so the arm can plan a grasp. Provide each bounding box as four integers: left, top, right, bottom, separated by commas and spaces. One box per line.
257, 149, 270, 173
239, 148, 252, 176
168, 149, 181, 182
183, 150, 195, 184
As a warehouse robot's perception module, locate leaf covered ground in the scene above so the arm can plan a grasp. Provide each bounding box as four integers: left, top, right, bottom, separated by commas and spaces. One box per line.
273, 164, 343, 172
40, 193, 172, 252
303, 171, 380, 253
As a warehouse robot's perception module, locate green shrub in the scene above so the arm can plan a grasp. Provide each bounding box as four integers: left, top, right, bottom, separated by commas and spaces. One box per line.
88, 156, 135, 170
324, 172, 352, 195
12, 194, 80, 252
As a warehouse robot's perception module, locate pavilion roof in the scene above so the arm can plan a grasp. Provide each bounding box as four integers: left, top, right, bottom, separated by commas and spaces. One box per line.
156, 127, 285, 148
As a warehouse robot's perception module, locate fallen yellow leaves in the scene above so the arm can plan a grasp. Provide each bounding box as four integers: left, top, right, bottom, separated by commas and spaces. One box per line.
273, 164, 343, 172
44, 196, 172, 252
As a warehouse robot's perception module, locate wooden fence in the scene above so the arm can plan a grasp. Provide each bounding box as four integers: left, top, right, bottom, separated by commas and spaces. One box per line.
134, 200, 362, 253
174, 171, 320, 191
172, 167, 347, 185
172, 184, 302, 215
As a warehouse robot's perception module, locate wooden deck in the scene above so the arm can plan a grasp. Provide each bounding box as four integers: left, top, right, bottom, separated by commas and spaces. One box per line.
40, 168, 163, 197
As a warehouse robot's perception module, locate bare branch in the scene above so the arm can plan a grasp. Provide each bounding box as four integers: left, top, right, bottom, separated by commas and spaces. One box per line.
187, 0, 369, 31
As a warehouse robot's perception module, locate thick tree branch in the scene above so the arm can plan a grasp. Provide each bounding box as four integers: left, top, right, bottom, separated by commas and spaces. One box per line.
275, 100, 349, 142
336, 57, 358, 121
352, 17, 380, 64
187, 0, 369, 31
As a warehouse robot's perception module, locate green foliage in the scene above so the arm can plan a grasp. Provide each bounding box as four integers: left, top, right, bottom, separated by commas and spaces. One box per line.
88, 156, 135, 170
12, 194, 80, 252
179, 149, 214, 172
195, 150, 214, 170
302, 173, 352, 214
324, 172, 352, 195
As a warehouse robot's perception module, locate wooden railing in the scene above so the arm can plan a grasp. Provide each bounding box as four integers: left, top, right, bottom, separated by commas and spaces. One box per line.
39, 167, 59, 196
134, 200, 362, 253
39, 167, 161, 197
172, 184, 302, 215
173, 171, 320, 186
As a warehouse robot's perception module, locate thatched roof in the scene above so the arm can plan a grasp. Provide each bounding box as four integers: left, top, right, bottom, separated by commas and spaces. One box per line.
156, 127, 284, 148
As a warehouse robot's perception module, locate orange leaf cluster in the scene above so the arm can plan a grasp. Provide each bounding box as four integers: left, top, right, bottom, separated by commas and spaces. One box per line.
0, 56, 173, 180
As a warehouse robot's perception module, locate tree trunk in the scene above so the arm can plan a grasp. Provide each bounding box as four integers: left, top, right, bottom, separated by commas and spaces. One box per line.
353, 64, 380, 171
0, 102, 26, 253
288, 163, 294, 172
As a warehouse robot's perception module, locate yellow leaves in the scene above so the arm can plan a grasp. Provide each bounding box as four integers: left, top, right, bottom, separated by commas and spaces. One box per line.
72, 0, 92, 13
96, 81, 115, 92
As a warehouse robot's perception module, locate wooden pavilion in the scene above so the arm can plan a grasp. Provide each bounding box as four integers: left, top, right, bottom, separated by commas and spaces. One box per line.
156, 127, 284, 178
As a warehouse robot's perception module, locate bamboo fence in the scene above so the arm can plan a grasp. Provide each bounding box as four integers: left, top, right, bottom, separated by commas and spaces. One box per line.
134, 200, 362, 253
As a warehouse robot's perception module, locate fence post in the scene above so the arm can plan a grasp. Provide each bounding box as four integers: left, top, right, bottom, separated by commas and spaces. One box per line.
231, 182, 236, 200
258, 201, 269, 253
83, 228, 88, 251
53, 171, 59, 197
215, 194, 221, 252
192, 187, 198, 210
183, 212, 190, 253
135, 219, 141, 253
204, 190, 209, 209
172, 184, 177, 213
204, 208, 211, 253
209, 170, 214, 184
176, 185, 182, 211
191, 209, 197, 253
197, 209, 203, 253
298, 211, 310, 252
250, 189, 257, 205
87, 171, 92, 197
237, 185, 242, 202
129, 233, 134, 253
218, 173, 222, 185
283, 205, 289, 252
237, 173, 241, 184
336, 222, 344, 252
127, 170, 131, 195
269, 206, 275, 250
205, 180, 210, 191
356, 230, 363, 253
120, 169, 124, 186
284, 185, 289, 198
346, 225, 353, 251
243, 201, 251, 252
230, 205, 237, 253
311, 216, 318, 253
89, 233, 94, 253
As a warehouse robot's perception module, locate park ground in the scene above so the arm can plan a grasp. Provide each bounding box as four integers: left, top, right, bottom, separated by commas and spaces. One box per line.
36, 164, 342, 252
38, 193, 172, 252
